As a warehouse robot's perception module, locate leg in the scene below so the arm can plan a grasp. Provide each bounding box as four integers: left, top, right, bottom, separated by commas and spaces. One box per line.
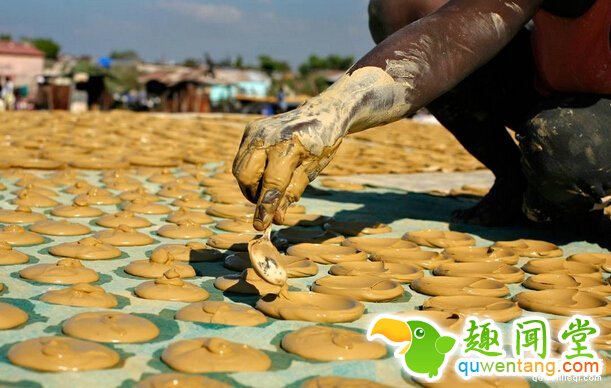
519, 94, 611, 223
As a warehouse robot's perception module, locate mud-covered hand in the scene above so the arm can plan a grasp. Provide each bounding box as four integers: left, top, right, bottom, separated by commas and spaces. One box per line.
232, 104, 346, 231
233, 67, 414, 231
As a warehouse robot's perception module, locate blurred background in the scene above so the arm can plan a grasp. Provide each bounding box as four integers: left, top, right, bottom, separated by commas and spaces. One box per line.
0, 0, 373, 114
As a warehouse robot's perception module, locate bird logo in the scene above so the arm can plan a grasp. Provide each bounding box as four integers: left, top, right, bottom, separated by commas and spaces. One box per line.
367, 315, 457, 380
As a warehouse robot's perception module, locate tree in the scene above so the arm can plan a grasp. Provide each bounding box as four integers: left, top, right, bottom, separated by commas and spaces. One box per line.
29, 38, 61, 60
109, 50, 140, 61
0, 33, 11, 41
298, 54, 354, 76
234, 55, 244, 69
258, 55, 290, 75
182, 58, 200, 68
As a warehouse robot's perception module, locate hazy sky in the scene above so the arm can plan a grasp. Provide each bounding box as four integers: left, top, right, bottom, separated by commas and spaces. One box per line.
1, 0, 375, 68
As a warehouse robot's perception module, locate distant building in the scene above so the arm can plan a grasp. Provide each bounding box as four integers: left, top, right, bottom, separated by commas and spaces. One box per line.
0, 41, 44, 99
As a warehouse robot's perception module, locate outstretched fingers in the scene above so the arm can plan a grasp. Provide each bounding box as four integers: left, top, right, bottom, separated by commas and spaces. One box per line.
233, 148, 267, 203
254, 142, 303, 230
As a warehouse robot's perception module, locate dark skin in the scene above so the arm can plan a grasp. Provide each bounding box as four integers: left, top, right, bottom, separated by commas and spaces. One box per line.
233, 0, 595, 231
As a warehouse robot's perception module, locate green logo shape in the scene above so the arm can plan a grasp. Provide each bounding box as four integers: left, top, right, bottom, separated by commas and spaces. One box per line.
368, 316, 457, 380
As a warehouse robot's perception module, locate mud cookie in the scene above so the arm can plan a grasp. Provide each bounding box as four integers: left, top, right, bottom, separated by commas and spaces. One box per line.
341, 237, 419, 254
411, 276, 509, 297
7, 336, 120, 372
74, 188, 121, 205
324, 220, 392, 236
287, 243, 368, 264
442, 246, 519, 264
282, 326, 386, 361
62, 312, 159, 343
0, 225, 44, 246
94, 225, 154, 246
371, 250, 450, 270
329, 261, 423, 283
166, 207, 214, 225
567, 253, 611, 272
206, 203, 255, 219
423, 295, 522, 322
161, 337, 271, 373
20, 258, 99, 284
51, 198, 105, 218
49, 237, 122, 260
256, 290, 364, 323
0, 302, 28, 329
492, 239, 562, 258
136, 374, 230, 388
522, 273, 610, 294
0, 241, 29, 264
214, 268, 282, 296
207, 233, 258, 251
157, 220, 214, 239
171, 194, 212, 209
175, 301, 267, 326
521, 259, 600, 277
0, 206, 47, 224
95, 211, 152, 229
41, 283, 118, 308
403, 230, 475, 248
433, 262, 524, 283
514, 289, 611, 316
151, 242, 223, 263
122, 199, 171, 215
29, 219, 91, 236
11, 190, 58, 208
125, 252, 195, 279
312, 275, 405, 302
135, 269, 209, 302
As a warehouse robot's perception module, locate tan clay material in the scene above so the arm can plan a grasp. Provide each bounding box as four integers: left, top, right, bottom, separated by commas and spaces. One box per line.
521, 259, 600, 277
151, 242, 224, 263
549, 318, 611, 350
312, 275, 404, 302
371, 249, 450, 270
175, 301, 267, 326
247, 236, 288, 286
522, 273, 611, 294
125, 254, 196, 279
0, 225, 45, 246
324, 220, 392, 236
492, 239, 563, 258
215, 219, 258, 233
63, 311, 159, 343
433, 262, 525, 283
51, 199, 105, 218
341, 237, 419, 254
567, 253, 611, 272
95, 211, 152, 229
136, 373, 230, 388
320, 179, 366, 191
119, 187, 159, 202
302, 377, 390, 388
256, 290, 365, 323
41, 283, 118, 308
207, 233, 258, 251
0, 302, 28, 329
279, 213, 331, 227
94, 225, 154, 246
206, 203, 255, 219
224, 252, 318, 278
157, 185, 197, 199
423, 295, 522, 323
514, 289, 611, 317
0, 241, 29, 265
161, 337, 271, 373
171, 195, 212, 209
49, 237, 122, 260
281, 326, 386, 361
442, 246, 519, 265
7, 336, 120, 372
20, 258, 99, 284
147, 169, 176, 183
135, 269, 209, 302
329, 261, 423, 283
166, 208, 214, 225
123, 199, 171, 215
411, 276, 509, 297
214, 268, 282, 295
403, 230, 475, 248
11, 190, 58, 208
275, 228, 344, 244
157, 220, 214, 239
29, 219, 91, 236
75, 188, 121, 205
64, 181, 94, 195
392, 310, 465, 333
14, 185, 58, 198
287, 243, 368, 264
0, 206, 47, 224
